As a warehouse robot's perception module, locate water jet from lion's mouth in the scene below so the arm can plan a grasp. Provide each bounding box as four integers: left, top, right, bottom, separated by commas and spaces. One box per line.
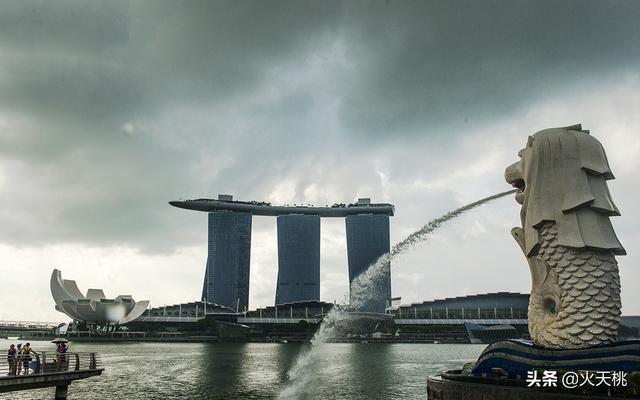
278, 189, 517, 399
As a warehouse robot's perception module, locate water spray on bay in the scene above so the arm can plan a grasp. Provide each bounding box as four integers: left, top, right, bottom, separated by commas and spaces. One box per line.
278, 189, 517, 399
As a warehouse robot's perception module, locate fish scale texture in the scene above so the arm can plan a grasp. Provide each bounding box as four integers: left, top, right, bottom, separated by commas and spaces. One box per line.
529, 222, 621, 349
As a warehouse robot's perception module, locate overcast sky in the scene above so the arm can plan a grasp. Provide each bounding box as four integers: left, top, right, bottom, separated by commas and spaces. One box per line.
1, 1, 639, 321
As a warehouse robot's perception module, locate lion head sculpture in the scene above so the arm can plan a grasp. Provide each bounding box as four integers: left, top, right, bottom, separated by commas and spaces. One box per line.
505, 124, 625, 257
505, 124, 625, 348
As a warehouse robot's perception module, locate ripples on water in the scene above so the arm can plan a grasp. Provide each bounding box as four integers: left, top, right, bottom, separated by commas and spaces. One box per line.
0, 339, 485, 399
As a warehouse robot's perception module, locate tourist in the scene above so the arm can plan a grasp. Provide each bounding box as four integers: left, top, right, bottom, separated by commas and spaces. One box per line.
15, 344, 22, 375
57, 343, 68, 370
21, 343, 37, 375
6, 344, 17, 375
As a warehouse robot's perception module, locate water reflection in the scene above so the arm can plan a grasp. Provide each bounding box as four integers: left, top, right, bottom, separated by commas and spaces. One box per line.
347, 344, 393, 399
192, 343, 306, 399
274, 343, 305, 382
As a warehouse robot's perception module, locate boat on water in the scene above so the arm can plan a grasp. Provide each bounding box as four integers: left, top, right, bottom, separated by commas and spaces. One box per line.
7, 336, 20, 340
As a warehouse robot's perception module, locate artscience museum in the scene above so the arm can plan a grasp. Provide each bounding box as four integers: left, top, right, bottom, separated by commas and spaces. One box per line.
50, 269, 150, 326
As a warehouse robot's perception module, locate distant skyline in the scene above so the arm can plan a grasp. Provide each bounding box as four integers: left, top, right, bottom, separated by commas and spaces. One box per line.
1, 1, 639, 321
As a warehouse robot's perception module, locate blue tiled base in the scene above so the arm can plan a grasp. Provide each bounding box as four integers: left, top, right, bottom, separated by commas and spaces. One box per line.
472, 339, 640, 379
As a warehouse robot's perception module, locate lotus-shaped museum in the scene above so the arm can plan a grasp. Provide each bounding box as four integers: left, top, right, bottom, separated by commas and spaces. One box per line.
50, 269, 150, 324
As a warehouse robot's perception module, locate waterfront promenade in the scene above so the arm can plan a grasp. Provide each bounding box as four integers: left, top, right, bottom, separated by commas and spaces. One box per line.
0, 350, 103, 399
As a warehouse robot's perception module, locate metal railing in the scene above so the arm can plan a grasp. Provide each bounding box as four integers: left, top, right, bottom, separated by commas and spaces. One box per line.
1, 352, 101, 377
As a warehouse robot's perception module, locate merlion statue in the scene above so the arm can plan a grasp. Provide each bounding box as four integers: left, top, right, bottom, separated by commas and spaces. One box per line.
505, 124, 625, 349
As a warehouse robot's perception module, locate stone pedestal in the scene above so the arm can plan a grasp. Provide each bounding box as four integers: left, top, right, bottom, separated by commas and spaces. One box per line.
426, 339, 640, 399
427, 371, 630, 400
472, 339, 640, 379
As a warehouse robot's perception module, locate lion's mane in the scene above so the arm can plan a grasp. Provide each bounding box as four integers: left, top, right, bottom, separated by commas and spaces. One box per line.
521, 124, 625, 257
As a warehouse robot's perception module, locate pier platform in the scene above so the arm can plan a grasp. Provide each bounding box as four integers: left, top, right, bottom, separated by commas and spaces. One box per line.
0, 351, 103, 399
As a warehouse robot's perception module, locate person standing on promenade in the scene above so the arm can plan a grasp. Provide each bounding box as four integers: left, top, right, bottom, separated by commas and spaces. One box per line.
6, 344, 17, 375
56, 343, 68, 370
20, 343, 37, 375
15, 344, 22, 375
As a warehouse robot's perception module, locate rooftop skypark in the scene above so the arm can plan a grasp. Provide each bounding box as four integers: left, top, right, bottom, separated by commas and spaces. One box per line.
169, 194, 395, 217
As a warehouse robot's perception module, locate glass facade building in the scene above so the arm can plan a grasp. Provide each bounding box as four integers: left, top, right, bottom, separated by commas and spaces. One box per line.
345, 214, 391, 313
389, 292, 530, 320
172, 194, 394, 311
275, 214, 321, 305
202, 211, 252, 311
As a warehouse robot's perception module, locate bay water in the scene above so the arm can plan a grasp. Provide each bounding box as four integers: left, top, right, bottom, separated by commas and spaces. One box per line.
0, 339, 485, 399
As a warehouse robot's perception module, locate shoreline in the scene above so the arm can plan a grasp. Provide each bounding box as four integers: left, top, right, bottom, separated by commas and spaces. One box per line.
3, 335, 470, 344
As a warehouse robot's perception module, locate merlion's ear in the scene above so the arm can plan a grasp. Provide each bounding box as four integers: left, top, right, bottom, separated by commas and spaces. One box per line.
511, 227, 526, 255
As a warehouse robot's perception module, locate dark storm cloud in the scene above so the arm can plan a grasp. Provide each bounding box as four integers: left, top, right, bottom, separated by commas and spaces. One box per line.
3, 1, 640, 137
0, 0, 343, 249
1, 0, 639, 251
0, 0, 341, 127
336, 0, 640, 139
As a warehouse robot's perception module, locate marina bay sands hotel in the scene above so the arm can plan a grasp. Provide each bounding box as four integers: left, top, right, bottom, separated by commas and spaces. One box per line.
170, 195, 394, 313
